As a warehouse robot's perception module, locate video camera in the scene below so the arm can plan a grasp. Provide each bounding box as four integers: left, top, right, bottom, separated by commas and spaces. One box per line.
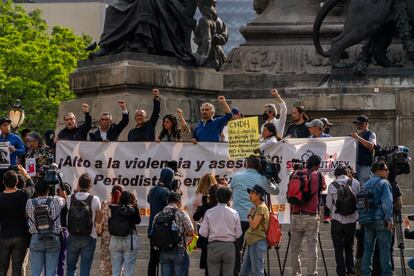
257, 152, 281, 184
375, 145, 410, 176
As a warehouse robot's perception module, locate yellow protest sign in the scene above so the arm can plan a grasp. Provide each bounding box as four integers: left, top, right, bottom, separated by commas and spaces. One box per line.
228, 117, 259, 159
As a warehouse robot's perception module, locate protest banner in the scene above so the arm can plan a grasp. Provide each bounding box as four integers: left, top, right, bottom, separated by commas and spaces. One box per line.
228, 117, 259, 159
0, 142, 11, 169
56, 137, 355, 225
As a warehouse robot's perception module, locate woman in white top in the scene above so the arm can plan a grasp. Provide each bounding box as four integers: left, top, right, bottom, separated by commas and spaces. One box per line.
259, 123, 280, 153
191, 173, 217, 215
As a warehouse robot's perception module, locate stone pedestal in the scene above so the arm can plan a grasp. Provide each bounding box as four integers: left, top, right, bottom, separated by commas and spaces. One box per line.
60, 53, 223, 141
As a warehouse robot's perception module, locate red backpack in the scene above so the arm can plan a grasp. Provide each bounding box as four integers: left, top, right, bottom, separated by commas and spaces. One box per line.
262, 197, 282, 246
287, 169, 321, 205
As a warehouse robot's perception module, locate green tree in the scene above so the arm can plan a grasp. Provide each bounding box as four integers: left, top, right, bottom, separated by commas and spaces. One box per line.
0, 1, 91, 135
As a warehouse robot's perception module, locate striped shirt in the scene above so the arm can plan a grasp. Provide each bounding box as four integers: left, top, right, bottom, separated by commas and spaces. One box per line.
26, 196, 65, 235
326, 175, 361, 224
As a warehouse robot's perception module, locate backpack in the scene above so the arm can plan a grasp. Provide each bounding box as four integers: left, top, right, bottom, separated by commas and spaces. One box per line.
287, 169, 321, 205
108, 204, 132, 237
31, 197, 59, 240
356, 179, 381, 225
68, 194, 94, 236
332, 179, 357, 216
150, 209, 181, 251
263, 197, 282, 247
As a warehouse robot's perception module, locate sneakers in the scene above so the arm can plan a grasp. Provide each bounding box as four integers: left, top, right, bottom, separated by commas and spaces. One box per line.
323, 215, 331, 223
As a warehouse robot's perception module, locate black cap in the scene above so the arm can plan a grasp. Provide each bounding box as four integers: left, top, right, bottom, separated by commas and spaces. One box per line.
247, 184, 267, 200
0, 117, 12, 126
353, 115, 369, 124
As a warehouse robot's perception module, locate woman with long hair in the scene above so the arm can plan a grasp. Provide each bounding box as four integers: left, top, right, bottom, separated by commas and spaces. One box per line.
192, 173, 217, 214
109, 191, 141, 276
259, 122, 280, 152
98, 185, 124, 276
156, 108, 190, 142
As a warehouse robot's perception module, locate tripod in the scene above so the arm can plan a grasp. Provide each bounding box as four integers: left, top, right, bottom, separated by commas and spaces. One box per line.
393, 212, 407, 276
281, 231, 329, 276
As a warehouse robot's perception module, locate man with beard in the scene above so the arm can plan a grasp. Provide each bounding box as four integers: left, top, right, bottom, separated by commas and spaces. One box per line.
57, 104, 91, 141
192, 96, 232, 143
128, 89, 161, 142
284, 105, 310, 138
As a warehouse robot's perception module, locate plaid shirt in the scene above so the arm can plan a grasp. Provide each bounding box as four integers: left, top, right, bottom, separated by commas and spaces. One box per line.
26, 196, 65, 235
153, 204, 194, 248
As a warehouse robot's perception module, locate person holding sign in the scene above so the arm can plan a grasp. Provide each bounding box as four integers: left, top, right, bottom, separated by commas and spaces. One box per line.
192, 96, 232, 143
128, 89, 161, 142
89, 100, 129, 141
0, 117, 25, 166
24, 132, 51, 181
260, 88, 287, 139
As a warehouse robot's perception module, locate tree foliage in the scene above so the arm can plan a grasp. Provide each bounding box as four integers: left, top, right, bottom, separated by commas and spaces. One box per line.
0, 1, 91, 134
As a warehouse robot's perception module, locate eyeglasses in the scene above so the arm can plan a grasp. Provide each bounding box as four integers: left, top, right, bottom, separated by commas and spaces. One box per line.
200, 109, 211, 112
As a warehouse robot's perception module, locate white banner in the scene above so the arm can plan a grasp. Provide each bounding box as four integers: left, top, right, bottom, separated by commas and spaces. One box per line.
56, 137, 355, 225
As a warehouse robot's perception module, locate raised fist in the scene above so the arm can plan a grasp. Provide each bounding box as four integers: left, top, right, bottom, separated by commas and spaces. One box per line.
118, 99, 126, 110
271, 89, 279, 97
152, 89, 160, 97
217, 95, 226, 103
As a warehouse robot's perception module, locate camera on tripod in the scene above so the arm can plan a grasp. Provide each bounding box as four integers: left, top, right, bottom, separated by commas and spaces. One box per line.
375, 145, 410, 175
257, 152, 281, 184
38, 155, 65, 195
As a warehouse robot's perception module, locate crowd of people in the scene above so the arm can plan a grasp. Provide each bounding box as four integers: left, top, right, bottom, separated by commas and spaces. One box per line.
0, 87, 413, 276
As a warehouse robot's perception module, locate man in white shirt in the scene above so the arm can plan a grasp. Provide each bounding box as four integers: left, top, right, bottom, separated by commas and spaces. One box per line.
326, 165, 360, 276
199, 186, 242, 276
260, 88, 287, 138
66, 173, 102, 276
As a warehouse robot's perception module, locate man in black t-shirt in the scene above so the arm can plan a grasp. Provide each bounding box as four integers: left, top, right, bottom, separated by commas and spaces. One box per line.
0, 166, 35, 276
284, 105, 310, 138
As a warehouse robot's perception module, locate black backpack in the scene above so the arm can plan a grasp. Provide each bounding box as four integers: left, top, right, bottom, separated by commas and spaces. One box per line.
67, 194, 93, 236
108, 204, 132, 237
31, 197, 59, 240
150, 209, 181, 251
332, 179, 357, 216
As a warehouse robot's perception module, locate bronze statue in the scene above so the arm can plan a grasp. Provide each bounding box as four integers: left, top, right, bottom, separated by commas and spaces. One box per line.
89, 0, 197, 62
313, 0, 414, 74
193, 0, 229, 70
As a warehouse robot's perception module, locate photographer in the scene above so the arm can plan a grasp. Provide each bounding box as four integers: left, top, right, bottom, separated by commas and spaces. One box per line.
0, 165, 35, 276
403, 216, 414, 270
26, 179, 66, 276
109, 191, 141, 276
230, 156, 279, 275
147, 167, 174, 276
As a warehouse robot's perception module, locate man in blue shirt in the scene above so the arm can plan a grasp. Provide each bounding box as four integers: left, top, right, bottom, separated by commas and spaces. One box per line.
230, 156, 279, 275
192, 96, 232, 143
360, 162, 393, 276
0, 117, 25, 166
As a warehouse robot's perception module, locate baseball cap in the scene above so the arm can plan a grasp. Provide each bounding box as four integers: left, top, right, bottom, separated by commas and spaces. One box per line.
305, 119, 324, 128
353, 115, 369, 124
0, 117, 12, 126
320, 118, 333, 126
231, 107, 240, 115
247, 184, 267, 200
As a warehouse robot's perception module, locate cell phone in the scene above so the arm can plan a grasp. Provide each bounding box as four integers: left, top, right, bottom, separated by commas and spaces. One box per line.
407, 215, 414, 221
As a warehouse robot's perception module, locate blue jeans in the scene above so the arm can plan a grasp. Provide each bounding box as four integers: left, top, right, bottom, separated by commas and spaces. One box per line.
30, 234, 60, 276
408, 258, 414, 270
110, 234, 138, 276
240, 239, 267, 276
160, 247, 189, 276
356, 164, 372, 186
361, 221, 392, 276
66, 235, 97, 276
